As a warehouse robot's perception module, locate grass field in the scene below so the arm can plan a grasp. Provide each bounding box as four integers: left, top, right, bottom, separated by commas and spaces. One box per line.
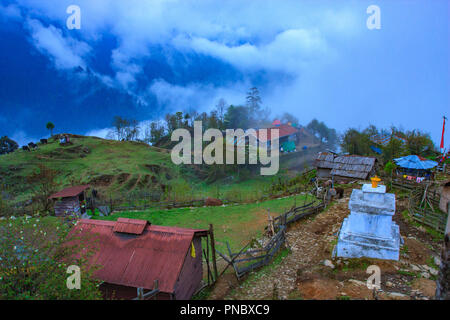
0, 192, 315, 257
94, 193, 315, 252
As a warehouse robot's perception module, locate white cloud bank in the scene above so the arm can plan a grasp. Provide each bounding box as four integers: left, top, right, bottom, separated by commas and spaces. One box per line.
10, 0, 360, 107
25, 18, 92, 70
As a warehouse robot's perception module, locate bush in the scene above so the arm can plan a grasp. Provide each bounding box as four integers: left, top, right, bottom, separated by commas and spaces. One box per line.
383, 161, 397, 176
0, 197, 12, 217
0, 218, 102, 299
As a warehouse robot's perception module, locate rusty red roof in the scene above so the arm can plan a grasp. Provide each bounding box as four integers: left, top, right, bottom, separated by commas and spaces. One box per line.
256, 124, 299, 142
68, 219, 207, 294
48, 185, 90, 199
113, 218, 149, 235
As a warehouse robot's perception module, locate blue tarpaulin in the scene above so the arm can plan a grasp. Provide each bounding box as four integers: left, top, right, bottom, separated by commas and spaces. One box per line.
370, 146, 382, 154
394, 155, 438, 170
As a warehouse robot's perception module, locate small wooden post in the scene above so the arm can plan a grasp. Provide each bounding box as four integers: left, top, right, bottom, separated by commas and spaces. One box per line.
205, 235, 212, 285
209, 224, 218, 282
137, 287, 144, 300
267, 209, 275, 236
203, 249, 211, 286
446, 206, 450, 235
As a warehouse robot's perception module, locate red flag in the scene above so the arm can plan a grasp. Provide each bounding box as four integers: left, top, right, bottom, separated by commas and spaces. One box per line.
440, 116, 447, 149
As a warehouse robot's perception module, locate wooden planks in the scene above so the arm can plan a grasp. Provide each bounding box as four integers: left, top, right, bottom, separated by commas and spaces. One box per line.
408, 186, 448, 235
219, 196, 325, 281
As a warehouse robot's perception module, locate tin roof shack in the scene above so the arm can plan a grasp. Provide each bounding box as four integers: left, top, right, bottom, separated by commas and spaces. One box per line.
49, 185, 90, 217
314, 153, 377, 181
394, 155, 438, 179
314, 152, 336, 179
439, 181, 450, 214
68, 218, 208, 300
331, 155, 377, 181
255, 124, 300, 150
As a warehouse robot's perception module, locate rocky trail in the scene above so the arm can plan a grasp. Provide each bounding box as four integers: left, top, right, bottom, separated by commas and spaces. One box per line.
209, 190, 442, 300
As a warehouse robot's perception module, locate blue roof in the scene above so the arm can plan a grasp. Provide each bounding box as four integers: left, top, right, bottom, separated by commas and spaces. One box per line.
393, 155, 438, 170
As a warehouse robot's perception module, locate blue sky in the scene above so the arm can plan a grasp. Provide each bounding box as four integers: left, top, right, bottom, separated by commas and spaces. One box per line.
0, 0, 448, 148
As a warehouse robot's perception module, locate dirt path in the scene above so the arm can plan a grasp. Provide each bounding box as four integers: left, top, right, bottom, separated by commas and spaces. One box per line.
224, 197, 349, 300
210, 191, 442, 300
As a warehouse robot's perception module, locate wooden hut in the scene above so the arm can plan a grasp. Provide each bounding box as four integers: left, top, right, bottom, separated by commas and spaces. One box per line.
314, 152, 336, 179
331, 155, 377, 181
314, 153, 377, 181
394, 155, 438, 180
68, 218, 208, 300
48, 185, 90, 217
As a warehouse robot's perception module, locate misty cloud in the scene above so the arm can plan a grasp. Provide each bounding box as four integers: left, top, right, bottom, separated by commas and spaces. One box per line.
26, 18, 91, 70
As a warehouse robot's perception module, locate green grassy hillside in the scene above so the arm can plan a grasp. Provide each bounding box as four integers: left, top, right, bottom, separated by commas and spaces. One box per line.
0, 134, 318, 210
0, 135, 181, 204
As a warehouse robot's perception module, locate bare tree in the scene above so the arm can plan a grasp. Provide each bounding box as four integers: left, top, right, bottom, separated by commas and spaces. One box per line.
215, 98, 227, 129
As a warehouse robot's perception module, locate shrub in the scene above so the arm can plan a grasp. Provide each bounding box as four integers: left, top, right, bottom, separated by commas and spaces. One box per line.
0, 218, 102, 299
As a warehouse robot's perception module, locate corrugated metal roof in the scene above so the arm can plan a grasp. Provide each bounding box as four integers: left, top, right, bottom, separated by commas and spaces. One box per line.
113, 218, 149, 235
49, 185, 90, 199
394, 155, 438, 170
68, 219, 207, 294
370, 133, 407, 146
272, 119, 281, 126
256, 124, 299, 142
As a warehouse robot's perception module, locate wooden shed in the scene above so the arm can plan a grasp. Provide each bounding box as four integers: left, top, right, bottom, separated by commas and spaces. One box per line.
331, 155, 377, 180
314, 153, 377, 181
48, 185, 90, 217
68, 218, 208, 300
314, 152, 336, 179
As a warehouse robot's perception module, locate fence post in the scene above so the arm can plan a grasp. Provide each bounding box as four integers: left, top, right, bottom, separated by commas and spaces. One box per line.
137, 287, 143, 300
209, 224, 218, 282
446, 206, 450, 235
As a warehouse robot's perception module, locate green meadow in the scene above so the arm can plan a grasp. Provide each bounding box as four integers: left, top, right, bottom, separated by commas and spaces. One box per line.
94, 193, 315, 252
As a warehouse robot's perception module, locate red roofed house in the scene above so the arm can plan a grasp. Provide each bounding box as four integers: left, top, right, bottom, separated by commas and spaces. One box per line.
68, 218, 208, 300
49, 185, 90, 217
256, 124, 299, 146
272, 119, 281, 126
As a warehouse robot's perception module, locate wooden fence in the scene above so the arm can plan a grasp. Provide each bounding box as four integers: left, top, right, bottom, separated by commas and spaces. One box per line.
272, 201, 325, 231
408, 184, 448, 234
216, 226, 286, 280
216, 196, 325, 281
91, 168, 318, 214
392, 179, 422, 192
106, 198, 206, 212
